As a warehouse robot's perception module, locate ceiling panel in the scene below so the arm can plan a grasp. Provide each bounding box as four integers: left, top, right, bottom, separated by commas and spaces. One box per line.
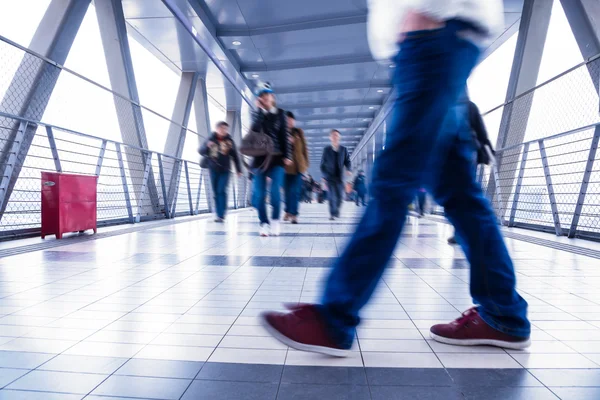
234, 0, 367, 29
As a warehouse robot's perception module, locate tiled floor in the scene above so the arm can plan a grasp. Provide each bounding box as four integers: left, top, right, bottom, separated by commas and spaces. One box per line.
0, 203, 599, 399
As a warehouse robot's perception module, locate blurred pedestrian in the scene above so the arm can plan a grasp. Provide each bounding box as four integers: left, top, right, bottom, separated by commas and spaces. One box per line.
283, 112, 309, 224
320, 129, 351, 220
199, 121, 242, 222
262, 1, 530, 356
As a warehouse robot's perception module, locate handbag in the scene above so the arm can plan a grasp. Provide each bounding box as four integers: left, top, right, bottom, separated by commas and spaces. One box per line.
239, 129, 276, 172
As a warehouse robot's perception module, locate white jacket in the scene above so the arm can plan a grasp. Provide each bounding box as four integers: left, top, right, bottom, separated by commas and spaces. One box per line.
368, 0, 505, 60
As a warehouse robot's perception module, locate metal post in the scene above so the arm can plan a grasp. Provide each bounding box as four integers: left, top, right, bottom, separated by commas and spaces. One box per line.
95, 140, 107, 176
0, 121, 28, 215
538, 140, 562, 235
205, 169, 213, 213
184, 161, 193, 215
195, 169, 203, 214
157, 154, 171, 219
508, 143, 530, 227
232, 176, 237, 209
45, 126, 62, 172
491, 162, 505, 225
168, 159, 182, 218
115, 143, 134, 223
569, 128, 600, 237
135, 152, 153, 223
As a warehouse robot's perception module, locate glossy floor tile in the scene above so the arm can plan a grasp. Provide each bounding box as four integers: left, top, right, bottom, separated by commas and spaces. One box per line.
0, 205, 598, 399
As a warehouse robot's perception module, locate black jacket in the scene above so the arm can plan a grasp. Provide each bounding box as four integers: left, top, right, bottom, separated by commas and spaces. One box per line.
250, 108, 291, 169
468, 101, 495, 165
320, 145, 351, 181
199, 133, 242, 173
353, 175, 367, 193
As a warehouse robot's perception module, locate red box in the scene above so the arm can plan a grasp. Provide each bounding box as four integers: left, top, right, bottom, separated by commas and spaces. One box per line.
41, 172, 98, 239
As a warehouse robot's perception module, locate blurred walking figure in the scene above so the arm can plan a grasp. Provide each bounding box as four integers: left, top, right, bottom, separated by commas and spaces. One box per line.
250, 82, 293, 237
200, 121, 242, 222
320, 129, 351, 220
416, 188, 427, 216
353, 170, 367, 206
262, 0, 530, 356
283, 112, 309, 224
448, 99, 495, 244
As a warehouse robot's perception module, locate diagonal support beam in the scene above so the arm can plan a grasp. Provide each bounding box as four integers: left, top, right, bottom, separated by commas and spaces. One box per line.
487, 0, 554, 212
0, 0, 91, 219
96, 0, 161, 216
164, 72, 199, 215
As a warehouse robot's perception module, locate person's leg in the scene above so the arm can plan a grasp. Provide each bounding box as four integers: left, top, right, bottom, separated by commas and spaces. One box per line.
289, 174, 300, 216
209, 170, 220, 217
327, 180, 338, 217
283, 174, 296, 214
217, 172, 230, 219
262, 24, 485, 351
430, 129, 530, 338
268, 166, 285, 220
335, 182, 343, 216
252, 171, 268, 224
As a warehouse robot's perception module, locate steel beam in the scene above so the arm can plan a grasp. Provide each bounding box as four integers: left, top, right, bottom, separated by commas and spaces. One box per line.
135, 152, 153, 223
569, 128, 600, 237
96, 0, 160, 216
115, 143, 134, 223
538, 140, 562, 235
184, 161, 193, 215
508, 143, 530, 227
218, 14, 367, 37
488, 0, 554, 211
193, 78, 212, 140
45, 126, 62, 173
296, 112, 375, 121
95, 140, 107, 176
282, 100, 383, 109
0, 122, 28, 214
242, 54, 374, 73
157, 154, 170, 219
0, 0, 90, 217
164, 72, 199, 215
276, 82, 390, 95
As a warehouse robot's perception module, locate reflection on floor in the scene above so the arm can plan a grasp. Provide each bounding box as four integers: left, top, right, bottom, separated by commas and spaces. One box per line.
0, 203, 599, 399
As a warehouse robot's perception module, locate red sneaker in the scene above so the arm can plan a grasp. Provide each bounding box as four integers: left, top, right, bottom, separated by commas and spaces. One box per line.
261, 304, 349, 357
430, 307, 530, 350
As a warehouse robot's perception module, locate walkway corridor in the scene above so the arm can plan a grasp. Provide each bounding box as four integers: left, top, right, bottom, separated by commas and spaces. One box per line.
0, 204, 599, 399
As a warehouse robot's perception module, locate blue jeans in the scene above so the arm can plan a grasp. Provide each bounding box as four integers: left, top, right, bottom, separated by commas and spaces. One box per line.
284, 174, 301, 216
320, 22, 530, 349
209, 170, 230, 219
253, 166, 285, 224
327, 179, 344, 217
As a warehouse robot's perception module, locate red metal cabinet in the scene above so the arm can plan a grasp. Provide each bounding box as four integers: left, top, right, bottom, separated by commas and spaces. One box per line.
41, 172, 98, 239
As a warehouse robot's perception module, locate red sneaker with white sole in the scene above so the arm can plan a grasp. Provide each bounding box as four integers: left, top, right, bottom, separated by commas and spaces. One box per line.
430, 307, 530, 350
261, 304, 349, 357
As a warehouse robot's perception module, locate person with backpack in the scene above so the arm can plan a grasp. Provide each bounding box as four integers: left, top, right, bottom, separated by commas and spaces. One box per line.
199, 121, 242, 223
262, 1, 530, 356
353, 170, 367, 206
448, 99, 495, 244
283, 112, 309, 224
250, 82, 292, 237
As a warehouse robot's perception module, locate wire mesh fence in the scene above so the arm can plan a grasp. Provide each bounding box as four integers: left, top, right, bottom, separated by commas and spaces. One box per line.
0, 112, 249, 238
0, 33, 250, 239
424, 55, 600, 240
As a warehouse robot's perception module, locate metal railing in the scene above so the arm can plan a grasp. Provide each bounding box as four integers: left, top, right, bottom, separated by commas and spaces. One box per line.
0, 111, 250, 239
474, 53, 600, 240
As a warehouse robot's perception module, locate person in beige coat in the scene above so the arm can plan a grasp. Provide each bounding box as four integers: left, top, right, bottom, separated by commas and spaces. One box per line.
283, 111, 309, 224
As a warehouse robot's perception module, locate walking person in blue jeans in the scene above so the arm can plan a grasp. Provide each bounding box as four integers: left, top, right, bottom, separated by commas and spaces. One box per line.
283, 112, 309, 224
200, 121, 242, 223
262, 1, 530, 356
251, 82, 293, 237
